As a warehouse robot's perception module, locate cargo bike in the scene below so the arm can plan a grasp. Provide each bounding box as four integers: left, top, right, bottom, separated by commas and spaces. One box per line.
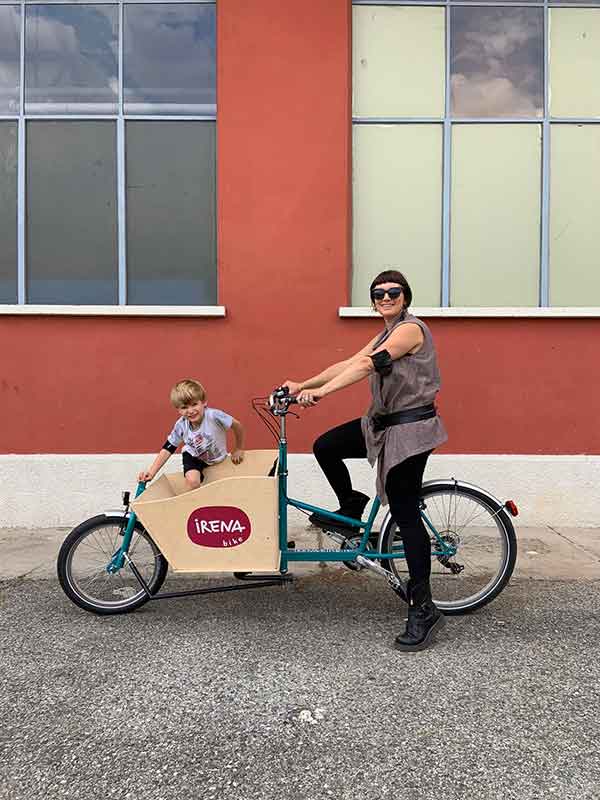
57, 387, 519, 616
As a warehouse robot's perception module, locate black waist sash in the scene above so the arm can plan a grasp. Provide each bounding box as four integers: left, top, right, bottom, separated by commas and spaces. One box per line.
372, 403, 436, 432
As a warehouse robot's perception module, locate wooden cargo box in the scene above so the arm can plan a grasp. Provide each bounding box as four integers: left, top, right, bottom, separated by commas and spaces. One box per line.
131, 450, 280, 572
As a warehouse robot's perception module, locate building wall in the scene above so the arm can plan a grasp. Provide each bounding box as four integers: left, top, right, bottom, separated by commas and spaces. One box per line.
1, 0, 599, 525
2, 315, 600, 456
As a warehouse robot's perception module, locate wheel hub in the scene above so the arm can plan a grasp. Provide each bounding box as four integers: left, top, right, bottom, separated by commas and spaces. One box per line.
436, 531, 464, 574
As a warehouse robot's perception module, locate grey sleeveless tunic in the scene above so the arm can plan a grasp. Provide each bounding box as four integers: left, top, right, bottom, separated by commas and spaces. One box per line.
361, 313, 448, 505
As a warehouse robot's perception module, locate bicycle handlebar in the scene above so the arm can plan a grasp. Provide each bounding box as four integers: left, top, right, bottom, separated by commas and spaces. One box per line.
268, 386, 299, 414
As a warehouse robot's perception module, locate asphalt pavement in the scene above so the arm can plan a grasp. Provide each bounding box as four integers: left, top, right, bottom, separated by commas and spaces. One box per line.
1, 524, 599, 800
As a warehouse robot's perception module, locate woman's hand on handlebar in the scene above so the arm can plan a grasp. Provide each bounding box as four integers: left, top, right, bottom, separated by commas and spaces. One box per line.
282, 379, 302, 396
296, 388, 324, 407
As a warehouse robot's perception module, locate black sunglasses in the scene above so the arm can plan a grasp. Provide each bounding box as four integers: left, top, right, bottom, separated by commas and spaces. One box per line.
371, 287, 403, 301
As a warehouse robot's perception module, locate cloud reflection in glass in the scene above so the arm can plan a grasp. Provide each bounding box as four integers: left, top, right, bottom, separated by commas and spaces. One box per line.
451, 7, 543, 118
124, 5, 216, 116
0, 7, 20, 114
25, 5, 118, 115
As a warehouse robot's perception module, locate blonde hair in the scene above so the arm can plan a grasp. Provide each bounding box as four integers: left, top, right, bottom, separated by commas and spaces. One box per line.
170, 379, 206, 408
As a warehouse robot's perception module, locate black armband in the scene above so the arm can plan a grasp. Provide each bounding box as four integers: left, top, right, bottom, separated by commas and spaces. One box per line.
369, 349, 393, 376
162, 440, 177, 454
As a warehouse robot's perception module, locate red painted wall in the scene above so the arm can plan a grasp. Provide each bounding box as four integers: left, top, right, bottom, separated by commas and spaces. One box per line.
1, 0, 599, 456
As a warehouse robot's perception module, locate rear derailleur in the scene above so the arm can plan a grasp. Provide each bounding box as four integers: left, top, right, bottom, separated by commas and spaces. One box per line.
435, 532, 464, 574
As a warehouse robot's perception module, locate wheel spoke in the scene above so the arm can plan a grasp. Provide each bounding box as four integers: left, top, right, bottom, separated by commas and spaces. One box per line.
61, 520, 165, 611
89, 530, 115, 563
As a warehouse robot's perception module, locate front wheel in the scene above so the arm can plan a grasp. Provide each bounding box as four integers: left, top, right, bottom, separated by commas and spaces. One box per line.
57, 514, 168, 615
380, 481, 517, 615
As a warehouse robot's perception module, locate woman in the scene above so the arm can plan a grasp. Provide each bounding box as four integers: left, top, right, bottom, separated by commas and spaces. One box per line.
283, 270, 447, 652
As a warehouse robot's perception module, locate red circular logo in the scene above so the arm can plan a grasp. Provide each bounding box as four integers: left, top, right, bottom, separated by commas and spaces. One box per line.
187, 506, 252, 548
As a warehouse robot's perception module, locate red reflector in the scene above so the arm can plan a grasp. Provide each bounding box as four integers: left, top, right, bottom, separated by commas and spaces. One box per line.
505, 500, 519, 517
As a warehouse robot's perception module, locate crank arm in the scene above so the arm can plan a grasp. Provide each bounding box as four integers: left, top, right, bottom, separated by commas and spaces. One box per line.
356, 555, 408, 602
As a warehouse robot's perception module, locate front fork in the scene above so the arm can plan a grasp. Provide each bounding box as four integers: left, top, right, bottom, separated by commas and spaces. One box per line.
107, 481, 147, 573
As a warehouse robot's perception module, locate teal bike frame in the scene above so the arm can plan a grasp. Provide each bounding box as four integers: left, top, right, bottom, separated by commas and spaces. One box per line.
106, 481, 147, 574
273, 396, 457, 574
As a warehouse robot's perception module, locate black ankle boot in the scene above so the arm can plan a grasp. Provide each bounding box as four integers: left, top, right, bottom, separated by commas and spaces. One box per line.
309, 491, 370, 530
394, 580, 445, 652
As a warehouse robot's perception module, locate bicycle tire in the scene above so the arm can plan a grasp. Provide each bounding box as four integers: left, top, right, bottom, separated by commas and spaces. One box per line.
57, 514, 168, 615
380, 481, 517, 615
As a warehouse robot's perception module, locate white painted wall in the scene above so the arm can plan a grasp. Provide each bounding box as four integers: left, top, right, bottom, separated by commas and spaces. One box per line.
1, 453, 599, 528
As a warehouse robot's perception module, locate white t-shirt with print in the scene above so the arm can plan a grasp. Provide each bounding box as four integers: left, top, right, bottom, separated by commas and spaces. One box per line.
166, 407, 233, 465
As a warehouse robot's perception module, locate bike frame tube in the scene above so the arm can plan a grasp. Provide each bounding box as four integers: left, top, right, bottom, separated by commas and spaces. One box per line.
274, 403, 455, 566
421, 509, 456, 556
276, 412, 397, 564
278, 417, 289, 572
108, 481, 147, 572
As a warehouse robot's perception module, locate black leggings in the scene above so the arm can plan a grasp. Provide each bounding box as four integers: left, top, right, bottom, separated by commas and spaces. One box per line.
313, 418, 432, 584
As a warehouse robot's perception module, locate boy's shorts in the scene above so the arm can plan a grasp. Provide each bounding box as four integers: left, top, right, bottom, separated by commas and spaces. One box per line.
182, 452, 208, 481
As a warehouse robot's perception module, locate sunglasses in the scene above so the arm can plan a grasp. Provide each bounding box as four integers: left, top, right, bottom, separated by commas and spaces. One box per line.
371, 287, 403, 302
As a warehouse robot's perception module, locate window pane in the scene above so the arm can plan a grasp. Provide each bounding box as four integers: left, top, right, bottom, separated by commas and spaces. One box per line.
549, 9, 600, 117
451, 124, 540, 307
550, 126, 600, 306
352, 124, 442, 307
0, 123, 17, 303
124, 5, 216, 115
126, 122, 216, 305
25, 6, 118, 115
0, 6, 20, 114
451, 8, 543, 118
27, 122, 118, 304
353, 6, 445, 118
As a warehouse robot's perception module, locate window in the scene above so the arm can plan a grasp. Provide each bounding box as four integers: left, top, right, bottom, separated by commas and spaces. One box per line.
549, 9, 600, 116
124, 4, 216, 115
352, 2, 600, 310
0, 0, 216, 308
353, 124, 442, 306
450, 7, 543, 119
25, 6, 118, 115
26, 122, 118, 304
549, 125, 600, 306
451, 124, 541, 307
353, 6, 445, 118
0, 6, 20, 114
126, 121, 216, 305
0, 123, 17, 303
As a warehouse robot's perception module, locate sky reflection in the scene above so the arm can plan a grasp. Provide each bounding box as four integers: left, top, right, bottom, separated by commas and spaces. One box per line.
25, 6, 118, 113
124, 5, 216, 115
0, 7, 20, 113
451, 7, 544, 117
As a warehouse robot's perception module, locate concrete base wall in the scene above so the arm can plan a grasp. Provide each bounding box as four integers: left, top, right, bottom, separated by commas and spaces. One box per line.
1, 453, 599, 528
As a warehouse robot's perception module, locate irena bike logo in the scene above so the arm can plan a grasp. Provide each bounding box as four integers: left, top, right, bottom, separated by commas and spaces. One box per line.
187, 506, 251, 548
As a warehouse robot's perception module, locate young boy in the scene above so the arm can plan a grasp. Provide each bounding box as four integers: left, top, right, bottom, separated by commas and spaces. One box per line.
138, 379, 245, 490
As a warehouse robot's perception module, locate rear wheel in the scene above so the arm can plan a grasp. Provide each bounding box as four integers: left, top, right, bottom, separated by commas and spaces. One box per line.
57, 515, 168, 615
380, 482, 517, 615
